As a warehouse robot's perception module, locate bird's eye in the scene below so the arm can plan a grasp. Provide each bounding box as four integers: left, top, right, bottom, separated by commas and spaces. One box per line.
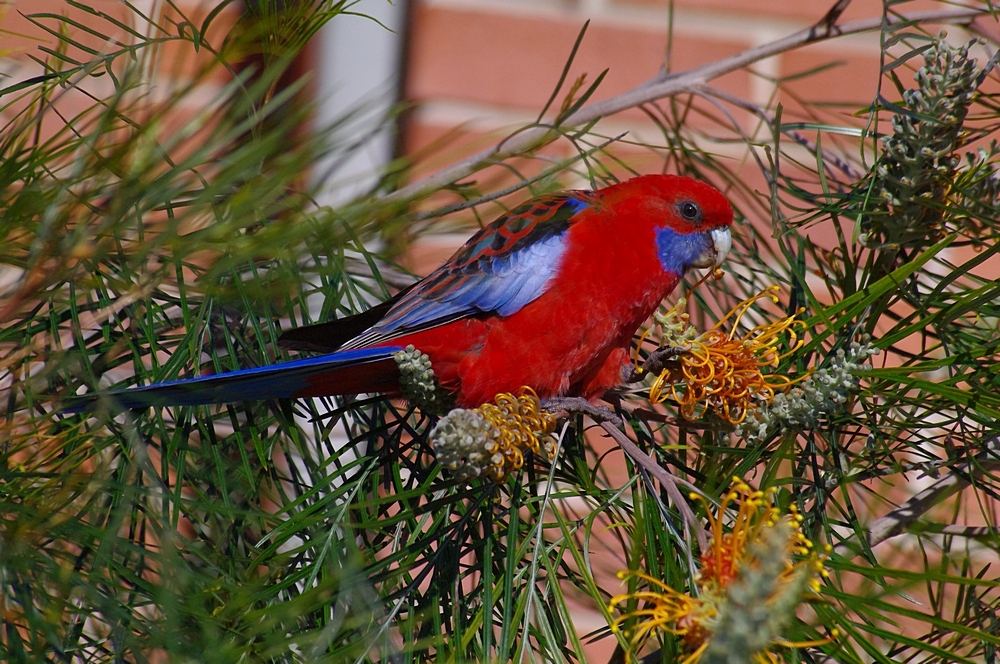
678, 200, 701, 222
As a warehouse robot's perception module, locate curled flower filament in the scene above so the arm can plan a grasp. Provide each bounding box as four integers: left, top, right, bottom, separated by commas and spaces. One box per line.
647, 286, 809, 424
609, 478, 834, 662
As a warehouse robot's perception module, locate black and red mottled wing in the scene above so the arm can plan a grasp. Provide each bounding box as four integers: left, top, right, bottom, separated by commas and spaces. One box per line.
341, 192, 592, 348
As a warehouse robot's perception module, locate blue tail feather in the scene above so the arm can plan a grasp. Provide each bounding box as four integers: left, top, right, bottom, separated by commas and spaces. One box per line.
65, 346, 403, 413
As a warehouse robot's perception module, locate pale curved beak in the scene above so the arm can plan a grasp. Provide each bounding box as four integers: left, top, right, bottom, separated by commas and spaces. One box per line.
691, 227, 732, 268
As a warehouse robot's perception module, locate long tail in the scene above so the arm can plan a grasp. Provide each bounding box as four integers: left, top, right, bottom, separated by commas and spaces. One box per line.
65, 346, 403, 412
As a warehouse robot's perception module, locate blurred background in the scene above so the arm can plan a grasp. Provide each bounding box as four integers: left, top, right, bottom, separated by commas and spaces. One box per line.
0, 0, 926, 197
2, 1, 997, 661
5, 0, 990, 269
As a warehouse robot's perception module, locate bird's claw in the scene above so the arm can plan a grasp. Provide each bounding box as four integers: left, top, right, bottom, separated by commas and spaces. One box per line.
541, 397, 623, 428
627, 345, 690, 382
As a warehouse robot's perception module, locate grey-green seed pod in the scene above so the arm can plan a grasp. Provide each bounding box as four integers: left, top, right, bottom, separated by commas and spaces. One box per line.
737, 341, 879, 444
863, 37, 991, 252
393, 345, 454, 415
429, 409, 500, 481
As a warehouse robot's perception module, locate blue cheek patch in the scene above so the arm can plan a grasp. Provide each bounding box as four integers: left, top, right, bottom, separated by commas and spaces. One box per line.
655, 227, 708, 275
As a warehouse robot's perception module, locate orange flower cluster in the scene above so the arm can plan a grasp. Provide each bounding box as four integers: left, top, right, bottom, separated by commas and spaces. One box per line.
646, 287, 808, 424
697, 478, 826, 595
609, 478, 833, 663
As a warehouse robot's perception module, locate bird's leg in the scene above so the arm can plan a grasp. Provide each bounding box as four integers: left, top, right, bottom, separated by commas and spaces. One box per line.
625, 344, 690, 383
541, 397, 623, 428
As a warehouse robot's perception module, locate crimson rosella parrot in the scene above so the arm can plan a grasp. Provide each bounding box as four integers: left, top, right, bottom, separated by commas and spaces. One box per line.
70, 174, 733, 411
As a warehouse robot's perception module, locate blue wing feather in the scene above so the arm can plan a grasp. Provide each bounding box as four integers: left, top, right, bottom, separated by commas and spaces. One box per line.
344, 193, 589, 347
65, 346, 402, 412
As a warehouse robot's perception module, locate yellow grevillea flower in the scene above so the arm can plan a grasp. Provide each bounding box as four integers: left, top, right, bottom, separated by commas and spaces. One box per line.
645, 287, 808, 424
697, 478, 825, 594
609, 478, 833, 663
430, 387, 558, 481
477, 389, 558, 479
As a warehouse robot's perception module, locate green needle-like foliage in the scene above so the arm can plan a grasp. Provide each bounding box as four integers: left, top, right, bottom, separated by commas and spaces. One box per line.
2, 2, 998, 663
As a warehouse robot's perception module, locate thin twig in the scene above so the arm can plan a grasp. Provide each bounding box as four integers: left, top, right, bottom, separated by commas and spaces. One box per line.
928, 525, 998, 539
411, 132, 628, 224
834, 435, 1000, 556
692, 83, 864, 182
384, 7, 989, 205
816, 0, 854, 31
601, 421, 708, 551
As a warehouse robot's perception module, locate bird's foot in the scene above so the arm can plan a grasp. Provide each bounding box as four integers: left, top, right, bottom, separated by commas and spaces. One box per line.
628, 345, 690, 381
541, 397, 623, 428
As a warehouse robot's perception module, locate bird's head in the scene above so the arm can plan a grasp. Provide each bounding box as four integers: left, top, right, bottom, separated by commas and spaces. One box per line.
605, 174, 734, 276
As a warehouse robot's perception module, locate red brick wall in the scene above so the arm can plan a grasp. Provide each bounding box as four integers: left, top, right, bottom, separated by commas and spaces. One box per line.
398, 0, 904, 263
0, 0, 238, 144
401, 0, 893, 153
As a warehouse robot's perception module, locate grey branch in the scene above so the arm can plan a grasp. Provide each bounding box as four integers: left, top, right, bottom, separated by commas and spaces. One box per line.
834, 434, 1000, 556
385, 7, 990, 205
601, 421, 708, 551
541, 397, 623, 428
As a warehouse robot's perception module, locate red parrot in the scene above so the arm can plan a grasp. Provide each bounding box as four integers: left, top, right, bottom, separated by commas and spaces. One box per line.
70, 174, 732, 411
